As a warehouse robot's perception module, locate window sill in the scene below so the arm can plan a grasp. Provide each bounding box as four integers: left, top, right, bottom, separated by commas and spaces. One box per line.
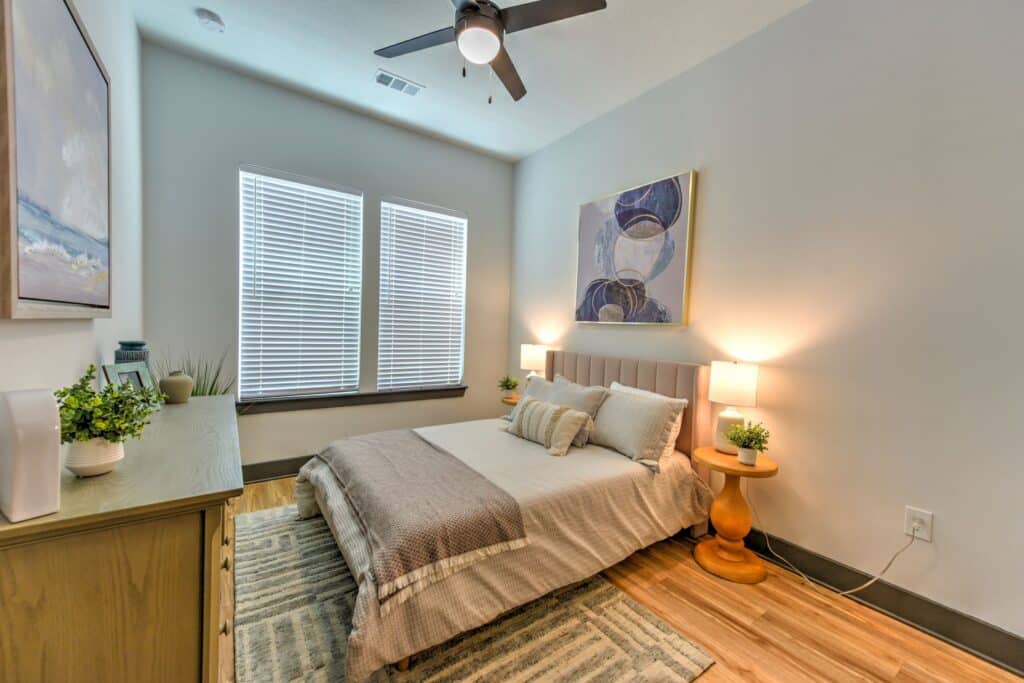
235, 385, 468, 415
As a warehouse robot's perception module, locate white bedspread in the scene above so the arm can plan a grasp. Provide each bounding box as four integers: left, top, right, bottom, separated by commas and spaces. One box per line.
296, 418, 713, 682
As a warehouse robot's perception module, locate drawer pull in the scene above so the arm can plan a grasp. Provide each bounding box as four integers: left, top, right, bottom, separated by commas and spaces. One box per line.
223, 535, 231, 546
221, 557, 231, 571
220, 621, 230, 636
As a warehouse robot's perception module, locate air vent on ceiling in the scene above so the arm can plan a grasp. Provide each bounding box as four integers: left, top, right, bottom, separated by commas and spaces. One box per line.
375, 69, 423, 97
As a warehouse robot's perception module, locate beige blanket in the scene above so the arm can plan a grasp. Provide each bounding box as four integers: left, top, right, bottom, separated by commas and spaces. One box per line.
297, 419, 713, 682
317, 429, 527, 612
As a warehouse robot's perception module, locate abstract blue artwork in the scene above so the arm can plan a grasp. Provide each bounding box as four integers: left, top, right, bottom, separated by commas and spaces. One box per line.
12, 0, 110, 309
575, 172, 695, 325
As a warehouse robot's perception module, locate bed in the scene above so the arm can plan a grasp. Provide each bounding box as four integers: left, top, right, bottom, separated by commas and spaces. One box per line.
295, 351, 715, 681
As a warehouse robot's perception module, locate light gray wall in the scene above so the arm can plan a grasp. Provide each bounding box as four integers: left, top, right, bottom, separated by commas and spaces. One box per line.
141, 43, 514, 464
0, 0, 142, 392
509, 0, 1024, 635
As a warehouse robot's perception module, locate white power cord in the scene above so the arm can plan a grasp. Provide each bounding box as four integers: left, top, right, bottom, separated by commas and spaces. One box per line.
746, 484, 919, 597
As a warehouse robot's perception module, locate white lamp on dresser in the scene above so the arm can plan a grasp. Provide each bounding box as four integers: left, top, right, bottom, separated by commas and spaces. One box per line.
520, 344, 548, 380
709, 360, 759, 454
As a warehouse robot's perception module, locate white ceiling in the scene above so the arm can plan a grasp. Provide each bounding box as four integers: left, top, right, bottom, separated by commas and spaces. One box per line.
131, 0, 810, 161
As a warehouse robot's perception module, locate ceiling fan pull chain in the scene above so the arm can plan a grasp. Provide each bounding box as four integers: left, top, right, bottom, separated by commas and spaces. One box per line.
462, 58, 467, 78
488, 67, 493, 104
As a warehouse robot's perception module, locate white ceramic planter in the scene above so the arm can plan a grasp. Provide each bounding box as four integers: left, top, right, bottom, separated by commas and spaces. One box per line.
736, 447, 759, 466
66, 438, 124, 477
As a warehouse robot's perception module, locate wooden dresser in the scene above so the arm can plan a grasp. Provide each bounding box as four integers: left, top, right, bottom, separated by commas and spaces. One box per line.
0, 396, 243, 683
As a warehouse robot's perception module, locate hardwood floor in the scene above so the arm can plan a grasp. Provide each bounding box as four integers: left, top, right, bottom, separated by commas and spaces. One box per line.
223, 477, 1019, 682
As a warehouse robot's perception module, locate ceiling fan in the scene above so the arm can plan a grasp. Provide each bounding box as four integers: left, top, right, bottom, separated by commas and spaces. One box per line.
374, 0, 608, 102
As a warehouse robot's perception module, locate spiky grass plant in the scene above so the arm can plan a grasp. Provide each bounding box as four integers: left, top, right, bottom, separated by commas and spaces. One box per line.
153, 350, 236, 396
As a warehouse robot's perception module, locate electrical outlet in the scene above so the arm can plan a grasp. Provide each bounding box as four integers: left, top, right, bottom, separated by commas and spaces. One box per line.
904, 506, 933, 542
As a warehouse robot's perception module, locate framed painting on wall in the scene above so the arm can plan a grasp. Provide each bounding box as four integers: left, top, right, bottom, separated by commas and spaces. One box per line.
575, 170, 696, 325
0, 0, 111, 319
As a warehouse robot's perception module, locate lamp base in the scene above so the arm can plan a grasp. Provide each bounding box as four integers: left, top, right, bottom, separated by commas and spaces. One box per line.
714, 407, 744, 454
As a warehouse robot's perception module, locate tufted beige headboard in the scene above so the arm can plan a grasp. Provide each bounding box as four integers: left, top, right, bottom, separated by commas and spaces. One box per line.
545, 350, 712, 478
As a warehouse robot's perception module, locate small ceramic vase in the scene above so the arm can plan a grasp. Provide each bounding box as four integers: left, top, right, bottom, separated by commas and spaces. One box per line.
160, 371, 194, 404
737, 447, 759, 466
115, 340, 150, 365
66, 438, 124, 477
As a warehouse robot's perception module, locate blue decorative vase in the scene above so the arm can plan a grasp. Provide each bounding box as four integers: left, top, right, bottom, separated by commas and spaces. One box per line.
115, 340, 150, 365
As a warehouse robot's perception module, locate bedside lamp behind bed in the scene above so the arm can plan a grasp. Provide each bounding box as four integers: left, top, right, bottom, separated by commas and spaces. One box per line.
709, 361, 759, 454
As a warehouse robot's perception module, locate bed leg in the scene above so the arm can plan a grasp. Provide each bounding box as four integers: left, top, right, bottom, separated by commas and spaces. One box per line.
397, 657, 410, 672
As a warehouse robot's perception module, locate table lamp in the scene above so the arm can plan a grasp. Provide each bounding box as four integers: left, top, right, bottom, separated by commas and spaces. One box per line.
520, 344, 548, 380
709, 360, 759, 454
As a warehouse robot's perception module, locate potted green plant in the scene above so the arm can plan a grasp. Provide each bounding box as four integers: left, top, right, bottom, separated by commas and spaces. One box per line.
724, 422, 770, 466
498, 375, 520, 400
55, 365, 165, 477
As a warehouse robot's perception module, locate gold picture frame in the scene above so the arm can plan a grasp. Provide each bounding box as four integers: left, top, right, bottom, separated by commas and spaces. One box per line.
574, 170, 697, 326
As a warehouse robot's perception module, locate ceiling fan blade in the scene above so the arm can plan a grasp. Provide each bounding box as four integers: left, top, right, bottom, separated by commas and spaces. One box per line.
501, 0, 607, 34
375, 26, 456, 58
452, 0, 478, 7
491, 46, 526, 101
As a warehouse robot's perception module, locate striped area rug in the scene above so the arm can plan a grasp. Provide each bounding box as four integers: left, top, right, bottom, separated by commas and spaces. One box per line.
234, 505, 714, 682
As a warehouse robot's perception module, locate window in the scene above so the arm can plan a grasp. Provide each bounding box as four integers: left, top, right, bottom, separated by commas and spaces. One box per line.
238, 167, 363, 401
377, 200, 467, 391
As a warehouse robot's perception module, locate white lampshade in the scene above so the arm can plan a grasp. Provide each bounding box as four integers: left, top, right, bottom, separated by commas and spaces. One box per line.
708, 361, 758, 408
457, 26, 501, 64
520, 344, 548, 373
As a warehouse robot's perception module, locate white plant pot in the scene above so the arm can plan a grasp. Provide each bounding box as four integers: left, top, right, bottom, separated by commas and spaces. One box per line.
66, 438, 124, 477
736, 447, 759, 466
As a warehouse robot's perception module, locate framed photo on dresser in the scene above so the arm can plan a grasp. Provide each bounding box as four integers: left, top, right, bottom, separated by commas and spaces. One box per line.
0, 0, 112, 319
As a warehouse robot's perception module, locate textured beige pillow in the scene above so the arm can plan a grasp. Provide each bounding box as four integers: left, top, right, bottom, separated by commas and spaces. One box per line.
524, 375, 609, 446
590, 391, 685, 471
506, 396, 593, 457
610, 382, 688, 459
523, 375, 555, 400
527, 375, 609, 418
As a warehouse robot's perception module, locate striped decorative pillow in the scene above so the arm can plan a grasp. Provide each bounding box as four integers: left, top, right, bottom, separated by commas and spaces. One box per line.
506, 396, 593, 457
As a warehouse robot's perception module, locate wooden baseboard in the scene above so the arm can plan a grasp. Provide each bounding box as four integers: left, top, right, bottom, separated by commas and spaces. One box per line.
740, 527, 1023, 676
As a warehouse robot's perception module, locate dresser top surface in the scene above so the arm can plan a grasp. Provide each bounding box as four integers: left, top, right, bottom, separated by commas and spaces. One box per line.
0, 396, 243, 544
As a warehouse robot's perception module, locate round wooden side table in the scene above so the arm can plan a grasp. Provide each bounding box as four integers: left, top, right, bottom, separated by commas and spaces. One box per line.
501, 395, 520, 407
692, 446, 779, 584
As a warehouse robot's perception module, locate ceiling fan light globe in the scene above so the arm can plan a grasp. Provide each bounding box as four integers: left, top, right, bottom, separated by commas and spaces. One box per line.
457, 26, 501, 64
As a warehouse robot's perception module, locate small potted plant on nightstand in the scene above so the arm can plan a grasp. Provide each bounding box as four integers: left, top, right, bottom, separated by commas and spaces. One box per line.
56, 365, 165, 477
724, 422, 770, 466
498, 375, 520, 402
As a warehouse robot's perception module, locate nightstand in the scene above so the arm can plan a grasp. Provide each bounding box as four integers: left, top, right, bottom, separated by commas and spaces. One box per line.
692, 446, 779, 584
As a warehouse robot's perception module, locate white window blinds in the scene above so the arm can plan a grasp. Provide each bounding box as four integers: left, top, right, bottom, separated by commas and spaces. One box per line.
239, 168, 363, 400
377, 200, 467, 391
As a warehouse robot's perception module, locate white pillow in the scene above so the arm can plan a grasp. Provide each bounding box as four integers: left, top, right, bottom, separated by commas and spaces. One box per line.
610, 382, 687, 460
590, 392, 684, 472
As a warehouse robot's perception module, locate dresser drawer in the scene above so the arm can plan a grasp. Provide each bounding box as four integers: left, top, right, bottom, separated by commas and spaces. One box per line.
0, 513, 203, 682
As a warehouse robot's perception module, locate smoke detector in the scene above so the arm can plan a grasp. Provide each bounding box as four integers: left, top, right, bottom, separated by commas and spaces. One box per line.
375, 69, 423, 97
195, 8, 225, 34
